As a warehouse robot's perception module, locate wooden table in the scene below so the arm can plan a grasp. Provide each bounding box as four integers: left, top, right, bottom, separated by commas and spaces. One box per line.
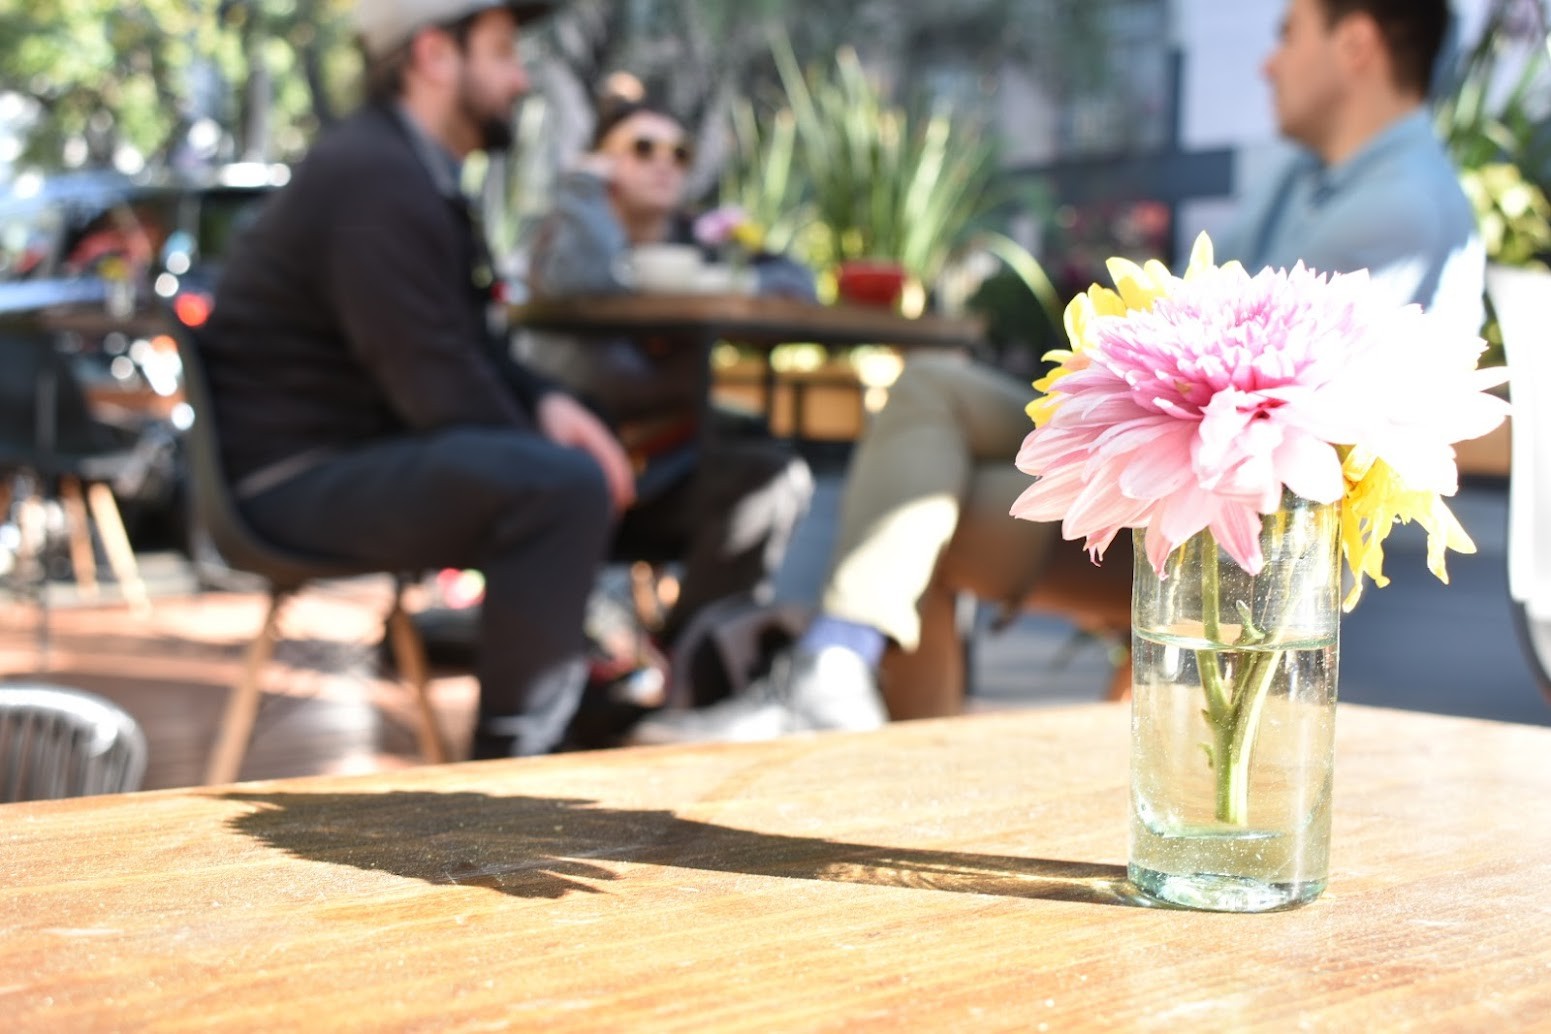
510, 293, 984, 350
510, 294, 985, 439
6, 703, 1550, 1031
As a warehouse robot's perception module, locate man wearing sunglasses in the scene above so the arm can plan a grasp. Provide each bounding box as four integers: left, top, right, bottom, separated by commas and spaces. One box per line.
200, 0, 633, 761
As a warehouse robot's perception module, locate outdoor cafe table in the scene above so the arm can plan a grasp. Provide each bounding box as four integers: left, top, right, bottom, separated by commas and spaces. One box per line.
509, 294, 985, 432
5, 702, 1550, 1031
509, 293, 984, 350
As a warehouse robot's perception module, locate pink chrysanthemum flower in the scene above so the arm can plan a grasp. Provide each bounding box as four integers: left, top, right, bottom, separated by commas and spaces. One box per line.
1011, 247, 1507, 584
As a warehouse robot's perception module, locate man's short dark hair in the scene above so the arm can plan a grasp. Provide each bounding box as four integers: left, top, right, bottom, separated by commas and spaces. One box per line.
363, 12, 479, 104
1317, 0, 1450, 96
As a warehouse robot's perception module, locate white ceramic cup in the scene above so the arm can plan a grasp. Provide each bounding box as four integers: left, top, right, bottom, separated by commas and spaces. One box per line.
616, 243, 703, 292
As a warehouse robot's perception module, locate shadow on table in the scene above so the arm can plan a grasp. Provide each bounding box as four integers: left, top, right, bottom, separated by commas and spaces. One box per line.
224, 790, 1157, 908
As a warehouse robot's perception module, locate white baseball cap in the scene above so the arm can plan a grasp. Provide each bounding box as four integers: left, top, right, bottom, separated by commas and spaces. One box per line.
354, 0, 560, 59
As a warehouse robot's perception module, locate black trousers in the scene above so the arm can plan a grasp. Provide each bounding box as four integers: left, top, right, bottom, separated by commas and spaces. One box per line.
612, 427, 813, 647
240, 427, 613, 758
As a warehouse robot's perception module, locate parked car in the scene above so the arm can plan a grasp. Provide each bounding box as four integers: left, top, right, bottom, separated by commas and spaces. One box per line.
0, 163, 287, 550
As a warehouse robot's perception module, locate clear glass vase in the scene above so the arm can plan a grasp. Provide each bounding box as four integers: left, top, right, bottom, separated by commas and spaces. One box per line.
1128, 494, 1341, 912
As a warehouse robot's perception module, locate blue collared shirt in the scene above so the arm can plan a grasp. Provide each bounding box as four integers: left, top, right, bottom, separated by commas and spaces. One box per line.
1219, 110, 1485, 338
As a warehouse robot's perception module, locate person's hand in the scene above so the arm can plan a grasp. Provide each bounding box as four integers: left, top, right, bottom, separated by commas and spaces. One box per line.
536, 392, 636, 512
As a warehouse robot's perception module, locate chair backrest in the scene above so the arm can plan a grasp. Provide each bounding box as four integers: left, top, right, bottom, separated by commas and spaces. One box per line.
161, 307, 365, 589
0, 683, 148, 801
0, 316, 118, 469
1485, 264, 1551, 692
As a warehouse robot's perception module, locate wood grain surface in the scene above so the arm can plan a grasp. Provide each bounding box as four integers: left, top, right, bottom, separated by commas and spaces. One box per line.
510, 294, 984, 350
4, 703, 1549, 1032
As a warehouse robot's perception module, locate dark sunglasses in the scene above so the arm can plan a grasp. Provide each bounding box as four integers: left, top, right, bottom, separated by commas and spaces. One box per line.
629, 136, 693, 168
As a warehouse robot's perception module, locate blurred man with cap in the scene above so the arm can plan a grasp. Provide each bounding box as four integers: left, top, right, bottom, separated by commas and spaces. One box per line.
201, 0, 635, 760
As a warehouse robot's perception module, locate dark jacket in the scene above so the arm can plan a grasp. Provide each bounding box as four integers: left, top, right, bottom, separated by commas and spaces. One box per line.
202, 104, 555, 485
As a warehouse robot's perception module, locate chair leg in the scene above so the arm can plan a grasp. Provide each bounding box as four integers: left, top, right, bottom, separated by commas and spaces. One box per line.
386, 592, 446, 765
206, 591, 286, 785
84, 481, 150, 615
58, 476, 99, 599
14, 485, 51, 669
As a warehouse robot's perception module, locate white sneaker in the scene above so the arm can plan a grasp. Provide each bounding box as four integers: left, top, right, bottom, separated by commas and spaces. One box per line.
627, 646, 887, 745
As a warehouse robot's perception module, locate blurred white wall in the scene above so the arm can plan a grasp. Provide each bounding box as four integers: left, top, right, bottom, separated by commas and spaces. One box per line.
1172, 0, 1285, 255
998, 65, 1062, 169
1176, 0, 1281, 152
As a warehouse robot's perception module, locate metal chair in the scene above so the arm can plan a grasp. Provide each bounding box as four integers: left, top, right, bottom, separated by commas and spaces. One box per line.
1486, 265, 1551, 699
163, 308, 446, 784
0, 683, 148, 801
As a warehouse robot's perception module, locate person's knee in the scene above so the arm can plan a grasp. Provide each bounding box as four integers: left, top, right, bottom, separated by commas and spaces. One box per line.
877, 353, 973, 421
542, 448, 613, 537
895, 353, 970, 395
441, 428, 612, 547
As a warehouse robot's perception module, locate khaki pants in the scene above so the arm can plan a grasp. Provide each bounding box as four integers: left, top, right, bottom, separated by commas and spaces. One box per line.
821, 354, 1060, 719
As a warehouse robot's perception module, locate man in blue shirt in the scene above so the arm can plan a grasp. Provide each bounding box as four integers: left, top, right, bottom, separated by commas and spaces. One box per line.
1220, 0, 1484, 337
629, 0, 1488, 745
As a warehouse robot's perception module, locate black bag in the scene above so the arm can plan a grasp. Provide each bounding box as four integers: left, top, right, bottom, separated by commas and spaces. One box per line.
664, 597, 811, 709
561, 595, 811, 750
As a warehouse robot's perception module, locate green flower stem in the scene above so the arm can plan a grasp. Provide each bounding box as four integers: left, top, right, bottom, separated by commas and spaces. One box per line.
1216, 648, 1282, 824
1195, 533, 1233, 725
1201, 516, 1299, 826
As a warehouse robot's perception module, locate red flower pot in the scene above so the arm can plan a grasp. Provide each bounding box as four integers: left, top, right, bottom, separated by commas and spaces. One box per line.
836, 260, 908, 308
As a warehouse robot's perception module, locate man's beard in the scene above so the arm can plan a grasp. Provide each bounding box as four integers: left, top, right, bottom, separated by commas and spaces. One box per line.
474, 112, 514, 152
458, 78, 514, 152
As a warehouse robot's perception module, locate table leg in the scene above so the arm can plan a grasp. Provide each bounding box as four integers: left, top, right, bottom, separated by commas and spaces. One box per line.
760, 352, 779, 431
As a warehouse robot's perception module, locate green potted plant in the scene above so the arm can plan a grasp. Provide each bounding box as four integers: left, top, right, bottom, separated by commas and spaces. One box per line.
1437, 0, 1551, 363
722, 36, 1061, 324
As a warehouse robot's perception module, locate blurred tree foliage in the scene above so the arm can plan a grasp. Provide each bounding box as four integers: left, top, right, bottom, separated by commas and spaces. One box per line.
0, 0, 1126, 175
0, 0, 359, 169
536, 0, 1127, 196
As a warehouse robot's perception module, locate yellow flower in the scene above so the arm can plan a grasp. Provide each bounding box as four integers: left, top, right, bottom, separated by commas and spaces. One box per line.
1026, 286, 1117, 426
1338, 448, 1477, 610
731, 221, 765, 252
1027, 233, 1226, 427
